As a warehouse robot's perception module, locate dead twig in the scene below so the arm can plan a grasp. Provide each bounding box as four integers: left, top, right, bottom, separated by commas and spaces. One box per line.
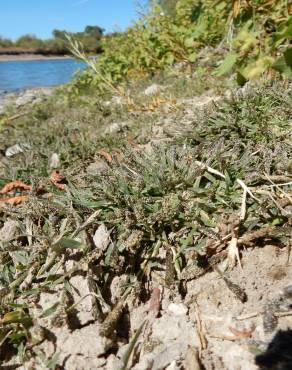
193, 301, 207, 356
238, 226, 291, 246
5, 112, 29, 122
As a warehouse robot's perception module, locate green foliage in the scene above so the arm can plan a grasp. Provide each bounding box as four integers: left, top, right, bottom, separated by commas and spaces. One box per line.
0, 25, 104, 55
218, 2, 292, 81
157, 0, 178, 15
15, 34, 44, 50
0, 37, 13, 48
0, 75, 291, 362
71, 0, 291, 94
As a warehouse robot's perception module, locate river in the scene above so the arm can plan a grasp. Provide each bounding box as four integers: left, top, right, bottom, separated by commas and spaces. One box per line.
0, 58, 86, 94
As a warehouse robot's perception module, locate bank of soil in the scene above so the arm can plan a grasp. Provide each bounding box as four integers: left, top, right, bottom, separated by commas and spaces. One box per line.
0, 79, 291, 369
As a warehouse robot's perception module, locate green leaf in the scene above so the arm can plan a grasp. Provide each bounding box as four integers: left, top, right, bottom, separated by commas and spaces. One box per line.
40, 302, 60, 318
284, 47, 292, 67
188, 51, 197, 63
52, 238, 85, 251
216, 53, 238, 76
185, 37, 195, 48
165, 53, 175, 65
121, 321, 146, 370
47, 353, 61, 370
274, 17, 292, 44
272, 48, 292, 78
243, 56, 274, 79
236, 71, 247, 86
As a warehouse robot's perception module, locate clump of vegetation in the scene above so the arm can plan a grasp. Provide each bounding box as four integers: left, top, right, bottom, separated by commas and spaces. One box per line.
0, 1, 291, 366
0, 79, 291, 363
70, 0, 291, 94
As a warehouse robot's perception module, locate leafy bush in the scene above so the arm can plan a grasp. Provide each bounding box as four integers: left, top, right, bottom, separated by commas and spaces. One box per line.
0, 37, 13, 48
71, 0, 291, 93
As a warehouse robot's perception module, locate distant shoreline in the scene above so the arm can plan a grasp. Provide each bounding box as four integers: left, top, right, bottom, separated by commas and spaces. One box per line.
0, 54, 73, 62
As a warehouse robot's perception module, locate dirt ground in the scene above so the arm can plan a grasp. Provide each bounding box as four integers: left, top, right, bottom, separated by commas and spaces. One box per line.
0, 82, 291, 370
7, 243, 289, 370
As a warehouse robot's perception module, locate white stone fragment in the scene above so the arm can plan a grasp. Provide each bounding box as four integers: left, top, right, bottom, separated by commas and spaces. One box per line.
5, 143, 31, 157
167, 303, 188, 316
144, 84, 161, 96
0, 220, 19, 243
49, 153, 60, 169
93, 223, 111, 251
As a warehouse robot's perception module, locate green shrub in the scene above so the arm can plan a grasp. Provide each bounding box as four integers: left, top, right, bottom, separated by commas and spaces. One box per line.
71, 0, 291, 93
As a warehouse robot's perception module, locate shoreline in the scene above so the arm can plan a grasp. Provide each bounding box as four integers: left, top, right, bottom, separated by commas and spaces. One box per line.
0, 86, 55, 114
0, 54, 73, 62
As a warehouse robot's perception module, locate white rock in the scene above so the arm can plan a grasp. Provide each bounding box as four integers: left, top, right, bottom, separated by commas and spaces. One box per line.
49, 153, 60, 169
106, 354, 124, 370
86, 160, 108, 175
56, 323, 112, 358
5, 143, 31, 157
63, 356, 106, 370
93, 223, 111, 251
152, 343, 185, 370
144, 84, 161, 96
166, 360, 180, 370
69, 274, 96, 325
168, 303, 188, 316
104, 121, 128, 134
0, 220, 19, 243
152, 314, 199, 346
210, 340, 258, 370
15, 92, 36, 107
111, 95, 123, 105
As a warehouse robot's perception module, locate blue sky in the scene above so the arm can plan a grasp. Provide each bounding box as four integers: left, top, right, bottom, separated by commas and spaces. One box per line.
0, 0, 147, 40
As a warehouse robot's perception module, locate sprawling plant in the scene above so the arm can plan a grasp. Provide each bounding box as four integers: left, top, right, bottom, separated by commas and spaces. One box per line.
69, 0, 291, 93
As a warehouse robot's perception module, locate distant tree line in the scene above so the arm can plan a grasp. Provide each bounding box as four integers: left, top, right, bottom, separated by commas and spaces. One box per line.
0, 25, 104, 55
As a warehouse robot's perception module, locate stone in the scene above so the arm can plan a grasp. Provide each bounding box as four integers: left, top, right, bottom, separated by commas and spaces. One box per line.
111, 95, 123, 105
106, 355, 124, 370
152, 343, 186, 370
104, 121, 129, 134
0, 219, 19, 243
167, 303, 188, 316
93, 223, 111, 251
49, 153, 60, 169
5, 143, 31, 157
56, 323, 113, 358
144, 84, 161, 96
86, 160, 108, 175
15, 92, 37, 107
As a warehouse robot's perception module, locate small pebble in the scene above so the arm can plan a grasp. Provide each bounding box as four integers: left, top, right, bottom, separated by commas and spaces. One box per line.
167, 303, 188, 316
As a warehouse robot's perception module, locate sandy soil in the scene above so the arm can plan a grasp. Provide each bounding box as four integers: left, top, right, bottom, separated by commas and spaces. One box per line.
0, 54, 73, 62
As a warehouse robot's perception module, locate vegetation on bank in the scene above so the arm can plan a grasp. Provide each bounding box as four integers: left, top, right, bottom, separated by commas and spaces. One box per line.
0, 75, 291, 366
0, 0, 291, 366
0, 25, 104, 55
68, 0, 291, 95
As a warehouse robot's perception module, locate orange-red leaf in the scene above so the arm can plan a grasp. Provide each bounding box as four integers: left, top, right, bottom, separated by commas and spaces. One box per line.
127, 137, 141, 150
0, 180, 31, 194
50, 171, 65, 191
229, 324, 255, 339
98, 149, 112, 163
0, 195, 29, 205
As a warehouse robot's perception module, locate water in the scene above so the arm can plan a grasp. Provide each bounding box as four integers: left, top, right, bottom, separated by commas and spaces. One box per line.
0, 58, 86, 94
